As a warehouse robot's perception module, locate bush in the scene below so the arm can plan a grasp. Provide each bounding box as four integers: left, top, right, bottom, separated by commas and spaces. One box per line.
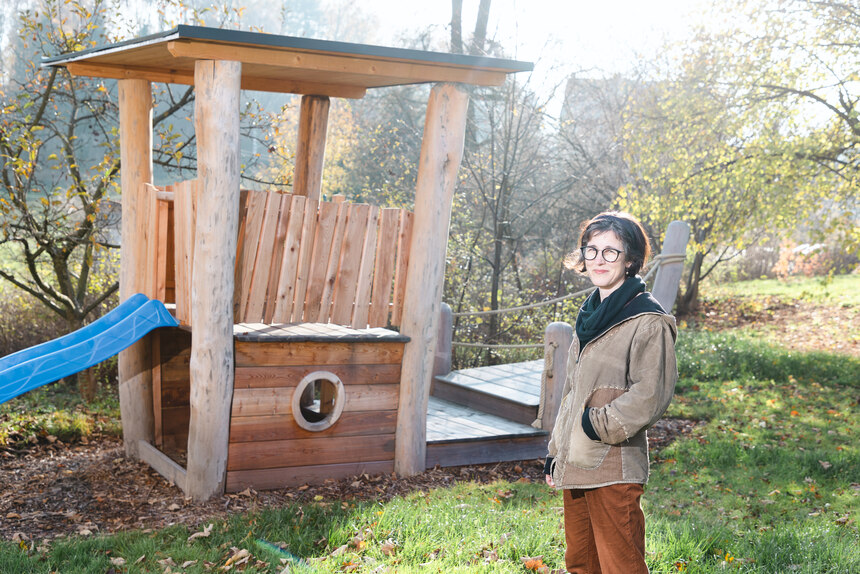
0, 287, 69, 357
771, 239, 859, 279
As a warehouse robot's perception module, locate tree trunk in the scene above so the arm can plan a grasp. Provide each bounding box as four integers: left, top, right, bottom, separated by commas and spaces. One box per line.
470, 0, 492, 55
450, 0, 463, 54
678, 251, 704, 314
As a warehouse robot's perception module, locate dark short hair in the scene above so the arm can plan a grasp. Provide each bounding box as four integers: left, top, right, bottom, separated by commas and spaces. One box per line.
565, 211, 651, 276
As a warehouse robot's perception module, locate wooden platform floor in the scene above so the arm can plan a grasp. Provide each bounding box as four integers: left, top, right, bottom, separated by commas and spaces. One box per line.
426, 397, 544, 444
425, 359, 549, 468
433, 359, 543, 407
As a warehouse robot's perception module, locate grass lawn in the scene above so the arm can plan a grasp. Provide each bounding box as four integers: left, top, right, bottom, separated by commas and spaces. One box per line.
1, 277, 858, 572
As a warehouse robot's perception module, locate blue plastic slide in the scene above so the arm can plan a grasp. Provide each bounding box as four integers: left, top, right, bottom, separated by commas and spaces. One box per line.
0, 294, 179, 405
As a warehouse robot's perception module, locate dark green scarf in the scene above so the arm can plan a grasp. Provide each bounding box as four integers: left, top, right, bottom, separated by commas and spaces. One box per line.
575, 276, 646, 348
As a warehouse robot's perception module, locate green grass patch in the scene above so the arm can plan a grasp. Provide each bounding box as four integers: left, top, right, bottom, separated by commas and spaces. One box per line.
708, 273, 860, 306
0, 481, 567, 573
648, 329, 860, 573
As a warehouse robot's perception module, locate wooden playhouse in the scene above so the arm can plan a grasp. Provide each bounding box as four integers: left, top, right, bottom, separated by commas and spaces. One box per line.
44, 26, 532, 500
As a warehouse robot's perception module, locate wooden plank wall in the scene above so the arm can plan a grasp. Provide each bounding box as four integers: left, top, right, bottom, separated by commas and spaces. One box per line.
142, 183, 414, 329
233, 189, 413, 328
153, 327, 192, 451
226, 339, 405, 491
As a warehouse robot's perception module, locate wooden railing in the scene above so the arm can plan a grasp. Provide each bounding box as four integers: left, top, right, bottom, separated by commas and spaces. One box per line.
141, 181, 414, 329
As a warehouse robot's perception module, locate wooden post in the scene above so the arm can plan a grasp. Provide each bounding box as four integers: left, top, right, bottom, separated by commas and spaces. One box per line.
432, 303, 453, 379
539, 322, 573, 432
651, 220, 691, 313
395, 84, 469, 476
293, 95, 330, 202
117, 79, 153, 459
185, 60, 242, 502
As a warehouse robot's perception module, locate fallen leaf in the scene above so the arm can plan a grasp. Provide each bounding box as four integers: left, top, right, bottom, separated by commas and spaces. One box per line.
330, 544, 349, 556
224, 548, 250, 568
522, 555, 546, 570
109, 557, 126, 566
819, 460, 832, 470
380, 539, 397, 556
181, 560, 198, 568
187, 523, 214, 543
167, 503, 181, 511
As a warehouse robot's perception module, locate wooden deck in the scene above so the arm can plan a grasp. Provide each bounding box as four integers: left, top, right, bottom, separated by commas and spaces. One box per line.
426, 359, 549, 468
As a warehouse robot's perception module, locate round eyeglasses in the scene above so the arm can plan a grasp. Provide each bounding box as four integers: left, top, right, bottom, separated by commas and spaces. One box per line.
581, 246, 623, 263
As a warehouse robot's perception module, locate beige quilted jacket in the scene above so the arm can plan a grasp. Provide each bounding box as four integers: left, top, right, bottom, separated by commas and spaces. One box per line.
547, 312, 678, 489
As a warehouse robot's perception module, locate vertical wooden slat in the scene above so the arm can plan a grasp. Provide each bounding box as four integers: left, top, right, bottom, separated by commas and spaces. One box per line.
271, 195, 307, 323
152, 330, 162, 447
263, 192, 294, 323
352, 205, 379, 328
245, 192, 282, 322
154, 197, 170, 301
290, 197, 318, 322
368, 208, 400, 327
165, 200, 176, 304
173, 180, 196, 326
142, 183, 159, 299
234, 190, 267, 322
317, 201, 348, 322
391, 210, 413, 326
330, 203, 370, 325
302, 201, 339, 322
232, 189, 250, 318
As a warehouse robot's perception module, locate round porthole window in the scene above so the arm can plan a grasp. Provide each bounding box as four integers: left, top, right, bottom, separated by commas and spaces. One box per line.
292, 371, 345, 432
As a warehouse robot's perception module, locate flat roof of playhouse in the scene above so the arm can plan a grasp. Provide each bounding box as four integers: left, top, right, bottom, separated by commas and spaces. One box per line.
42, 25, 533, 98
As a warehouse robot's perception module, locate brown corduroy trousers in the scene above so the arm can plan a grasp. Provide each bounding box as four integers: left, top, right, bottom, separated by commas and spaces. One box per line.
562, 484, 648, 574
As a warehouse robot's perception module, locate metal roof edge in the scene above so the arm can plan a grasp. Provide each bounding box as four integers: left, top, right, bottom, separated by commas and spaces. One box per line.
41, 24, 533, 73
41, 27, 181, 67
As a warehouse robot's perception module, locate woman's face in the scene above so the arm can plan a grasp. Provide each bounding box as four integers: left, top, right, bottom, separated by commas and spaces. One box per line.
584, 230, 631, 299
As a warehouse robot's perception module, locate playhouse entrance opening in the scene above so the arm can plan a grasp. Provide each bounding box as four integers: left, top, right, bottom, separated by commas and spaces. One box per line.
292, 371, 345, 431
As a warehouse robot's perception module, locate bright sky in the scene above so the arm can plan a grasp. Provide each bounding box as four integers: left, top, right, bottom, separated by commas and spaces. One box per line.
364, 0, 707, 79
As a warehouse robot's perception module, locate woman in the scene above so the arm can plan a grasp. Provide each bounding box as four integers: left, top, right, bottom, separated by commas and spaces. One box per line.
544, 211, 678, 574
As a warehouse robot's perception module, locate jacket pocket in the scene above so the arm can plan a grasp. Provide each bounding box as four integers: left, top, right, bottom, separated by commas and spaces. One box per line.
566, 409, 611, 470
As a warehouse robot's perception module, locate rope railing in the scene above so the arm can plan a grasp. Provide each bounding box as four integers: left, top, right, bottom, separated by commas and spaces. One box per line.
449, 252, 685, 349
451, 252, 682, 319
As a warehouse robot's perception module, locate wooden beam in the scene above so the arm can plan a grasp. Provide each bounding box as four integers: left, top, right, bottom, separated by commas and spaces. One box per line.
395, 83, 469, 476
538, 322, 573, 432
139, 440, 187, 491
117, 78, 154, 459
185, 59, 242, 502
432, 303, 453, 379
651, 220, 691, 313
293, 95, 330, 202
65, 62, 367, 98
167, 40, 508, 87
